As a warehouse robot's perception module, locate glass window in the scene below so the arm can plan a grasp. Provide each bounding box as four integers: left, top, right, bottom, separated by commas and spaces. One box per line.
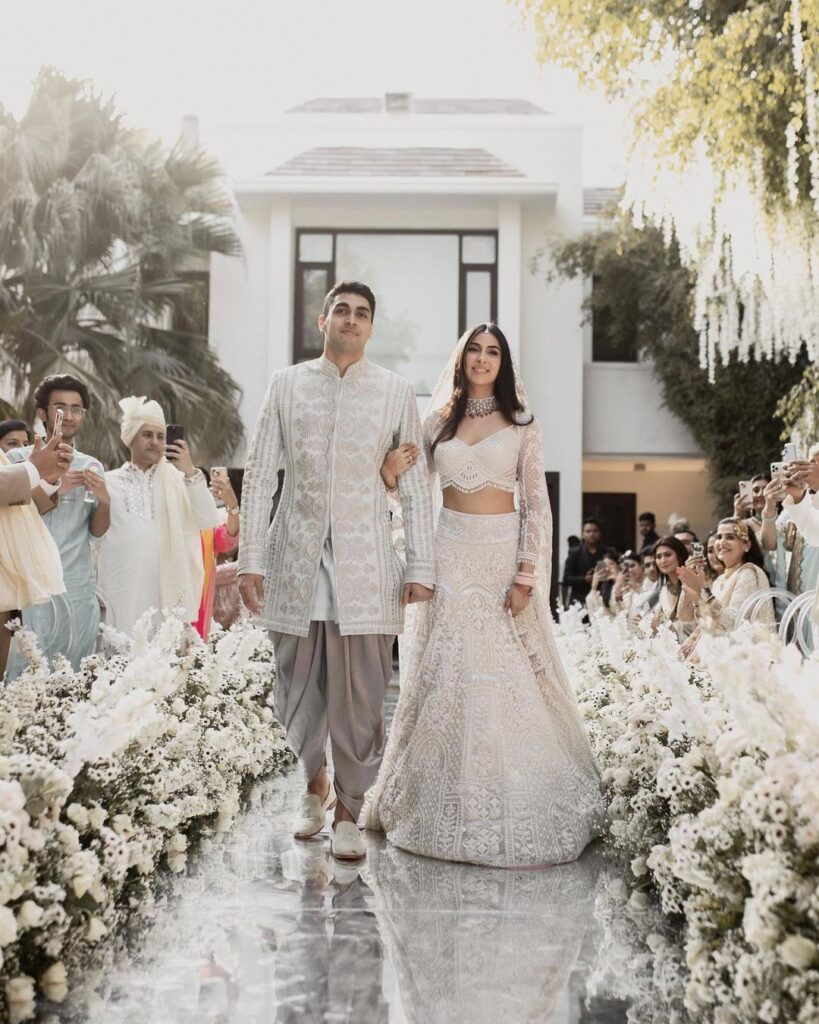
301, 268, 329, 354
465, 270, 492, 329
461, 235, 496, 264
299, 233, 333, 263
335, 233, 460, 395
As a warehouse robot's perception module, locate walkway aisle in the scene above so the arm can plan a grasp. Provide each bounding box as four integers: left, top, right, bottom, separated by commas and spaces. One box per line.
78, 688, 629, 1024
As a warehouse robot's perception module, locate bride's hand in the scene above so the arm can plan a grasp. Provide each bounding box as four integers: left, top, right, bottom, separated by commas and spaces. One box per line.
505, 582, 531, 617
381, 442, 420, 490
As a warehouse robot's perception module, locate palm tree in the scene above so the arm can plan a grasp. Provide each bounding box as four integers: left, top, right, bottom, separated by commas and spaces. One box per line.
0, 67, 244, 466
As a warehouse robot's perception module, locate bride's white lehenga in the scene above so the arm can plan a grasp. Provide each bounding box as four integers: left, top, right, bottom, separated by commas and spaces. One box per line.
363, 417, 605, 867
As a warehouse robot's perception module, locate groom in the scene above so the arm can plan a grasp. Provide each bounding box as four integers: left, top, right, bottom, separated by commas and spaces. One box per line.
238, 281, 435, 860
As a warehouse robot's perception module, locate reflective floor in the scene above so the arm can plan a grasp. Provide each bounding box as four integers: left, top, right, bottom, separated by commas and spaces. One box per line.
74, 688, 636, 1024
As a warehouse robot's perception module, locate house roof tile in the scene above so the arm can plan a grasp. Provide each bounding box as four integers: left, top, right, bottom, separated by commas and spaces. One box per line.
267, 146, 525, 178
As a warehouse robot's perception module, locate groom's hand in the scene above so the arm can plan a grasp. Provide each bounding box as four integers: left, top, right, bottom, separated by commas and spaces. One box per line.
239, 573, 265, 614
402, 583, 434, 607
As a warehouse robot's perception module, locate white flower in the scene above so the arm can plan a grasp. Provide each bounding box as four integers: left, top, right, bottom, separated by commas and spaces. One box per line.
5, 975, 36, 1023
86, 916, 107, 943
631, 856, 648, 877
71, 875, 94, 899
40, 961, 68, 1003
171, 697, 186, 716
65, 803, 89, 829
0, 905, 18, 946
168, 832, 187, 853
629, 890, 652, 910
167, 851, 187, 873
0, 781, 26, 813
87, 805, 107, 830
16, 901, 43, 930
778, 935, 817, 970
111, 813, 134, 838
203, 694, 218, 710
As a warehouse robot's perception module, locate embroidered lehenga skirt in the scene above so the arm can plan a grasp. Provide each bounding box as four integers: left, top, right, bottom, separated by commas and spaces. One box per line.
364, 508, 604, 868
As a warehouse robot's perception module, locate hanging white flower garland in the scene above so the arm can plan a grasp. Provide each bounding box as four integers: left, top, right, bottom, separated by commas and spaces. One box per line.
619, 0, 819, 380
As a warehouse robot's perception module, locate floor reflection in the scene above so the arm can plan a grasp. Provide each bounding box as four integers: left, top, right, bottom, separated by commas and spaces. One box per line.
364, 839, 602, 1024
66, 689, 630, 1024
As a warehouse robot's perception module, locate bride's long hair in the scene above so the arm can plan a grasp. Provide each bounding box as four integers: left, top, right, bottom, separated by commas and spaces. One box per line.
431, 323, 532, 452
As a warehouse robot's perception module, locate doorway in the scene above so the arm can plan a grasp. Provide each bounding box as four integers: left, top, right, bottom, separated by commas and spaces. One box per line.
582, 492, 636, 555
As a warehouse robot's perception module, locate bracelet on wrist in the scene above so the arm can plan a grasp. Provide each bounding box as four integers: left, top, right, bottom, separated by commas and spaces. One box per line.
227, 506, 240, 516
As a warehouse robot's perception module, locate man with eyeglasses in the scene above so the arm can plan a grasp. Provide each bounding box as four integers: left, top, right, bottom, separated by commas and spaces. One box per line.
6, 374, 110, 676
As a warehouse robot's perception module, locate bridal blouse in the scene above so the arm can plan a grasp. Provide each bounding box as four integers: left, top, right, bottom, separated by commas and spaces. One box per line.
364, 417, 605, 867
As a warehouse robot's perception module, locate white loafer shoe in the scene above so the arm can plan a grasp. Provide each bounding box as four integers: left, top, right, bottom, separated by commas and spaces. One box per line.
293, 782, 337, 839
330, 821, 366, 861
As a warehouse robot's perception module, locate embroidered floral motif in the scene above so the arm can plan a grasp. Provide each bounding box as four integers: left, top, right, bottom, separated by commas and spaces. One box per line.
365, 487, 605, 867
239, 358, 435, 636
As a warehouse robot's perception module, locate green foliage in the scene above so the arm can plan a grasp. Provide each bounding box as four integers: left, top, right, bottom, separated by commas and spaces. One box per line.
0, 67, 244, 466
516, 0, 809, 205
776, 363, 819, 451
548, 209, 807, 511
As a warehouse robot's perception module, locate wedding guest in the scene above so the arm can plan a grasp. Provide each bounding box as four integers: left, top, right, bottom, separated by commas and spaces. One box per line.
651, 536, 696, 639
562, 518, 603, 607
0, 420, 30, 453
760, 450, 819, 594
751, 473, 769, 518
97, 397, 220, 637
678, 517, 774, 658
586, 549, 620, 617
640, 545, 658, 584
704, 530, 725, 584
5, 374, 110, 676
674, 528, 699, 555
612, 550, 652, 619
774, 455, 819, 636
194, 469, 241, 640
0, 436, 70, 676
638, 511, 660, 548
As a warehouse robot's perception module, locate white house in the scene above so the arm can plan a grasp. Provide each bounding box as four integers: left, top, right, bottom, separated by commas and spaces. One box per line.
202, 94, 713, 581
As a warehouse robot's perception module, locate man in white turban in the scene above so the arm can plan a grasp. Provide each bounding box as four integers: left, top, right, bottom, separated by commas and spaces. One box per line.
96, 396, 220, 637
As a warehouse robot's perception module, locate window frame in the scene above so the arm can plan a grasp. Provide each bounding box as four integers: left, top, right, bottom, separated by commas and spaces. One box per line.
293, 228, 498, 364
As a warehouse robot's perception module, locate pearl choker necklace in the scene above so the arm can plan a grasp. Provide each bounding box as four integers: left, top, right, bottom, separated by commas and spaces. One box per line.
465, 396, 499, 418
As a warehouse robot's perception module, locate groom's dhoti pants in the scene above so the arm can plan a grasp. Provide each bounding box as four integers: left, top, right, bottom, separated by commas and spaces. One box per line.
271, 621, 394, 819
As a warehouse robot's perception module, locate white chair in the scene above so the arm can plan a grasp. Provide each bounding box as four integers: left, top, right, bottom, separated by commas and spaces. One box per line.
736, 587, 793, 626
778, 590, 815, 654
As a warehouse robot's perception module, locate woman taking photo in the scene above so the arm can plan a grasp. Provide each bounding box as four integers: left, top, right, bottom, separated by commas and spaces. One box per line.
366, 323, 603, 868
586, 548, 621, 617
650, 535, 696, 640
678, 517, 774, 658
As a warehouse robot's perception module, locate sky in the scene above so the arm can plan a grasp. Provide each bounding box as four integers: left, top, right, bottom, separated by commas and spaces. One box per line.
1, 0, 629, 186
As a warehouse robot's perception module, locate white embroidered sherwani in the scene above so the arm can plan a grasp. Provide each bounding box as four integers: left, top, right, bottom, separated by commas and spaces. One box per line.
238, 355, 435, 637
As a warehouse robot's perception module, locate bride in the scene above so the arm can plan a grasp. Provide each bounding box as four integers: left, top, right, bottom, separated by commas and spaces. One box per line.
363, 324, 604, 868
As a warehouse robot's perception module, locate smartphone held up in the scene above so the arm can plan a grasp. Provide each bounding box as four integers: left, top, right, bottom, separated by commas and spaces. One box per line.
165, 424, 185, 461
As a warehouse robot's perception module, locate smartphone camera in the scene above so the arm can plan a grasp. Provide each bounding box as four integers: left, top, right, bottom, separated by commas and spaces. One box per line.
690, 541, 704, 559
165, 424, 185, 447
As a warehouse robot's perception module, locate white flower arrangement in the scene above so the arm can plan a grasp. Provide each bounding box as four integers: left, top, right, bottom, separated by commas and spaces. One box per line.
0, 612, 293, 1022
558, 613, 819, 1022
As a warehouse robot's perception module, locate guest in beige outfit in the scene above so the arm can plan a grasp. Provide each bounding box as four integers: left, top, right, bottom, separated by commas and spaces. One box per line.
239, 280, 435, 862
